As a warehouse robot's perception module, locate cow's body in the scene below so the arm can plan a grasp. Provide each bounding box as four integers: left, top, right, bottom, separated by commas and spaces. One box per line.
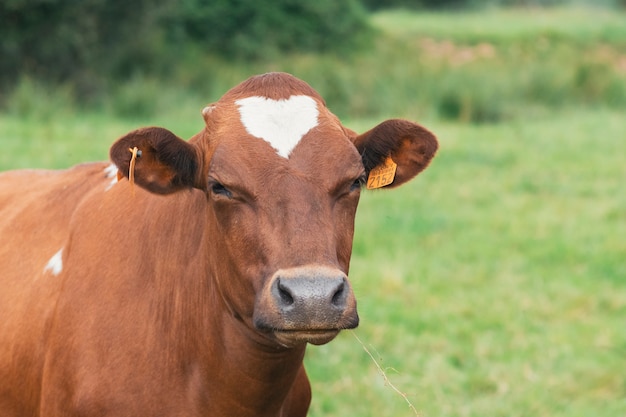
0, 73, 437, 416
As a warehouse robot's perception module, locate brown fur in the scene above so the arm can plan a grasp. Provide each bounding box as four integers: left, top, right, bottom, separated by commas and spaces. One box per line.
0, 73, 437, 416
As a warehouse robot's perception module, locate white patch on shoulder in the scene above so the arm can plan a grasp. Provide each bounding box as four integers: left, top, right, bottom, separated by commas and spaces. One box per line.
104, 163, 118, 191
43, 248, 63, 276
235, 95, 319, 158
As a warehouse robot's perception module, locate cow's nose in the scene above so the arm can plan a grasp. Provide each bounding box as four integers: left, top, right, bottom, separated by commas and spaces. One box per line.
273, 275, 349, 311
254, 265, 359, 334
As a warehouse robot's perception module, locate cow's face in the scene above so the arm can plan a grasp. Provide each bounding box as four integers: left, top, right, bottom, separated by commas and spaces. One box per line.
201, 93, 366, 347
110, 73, 437, 348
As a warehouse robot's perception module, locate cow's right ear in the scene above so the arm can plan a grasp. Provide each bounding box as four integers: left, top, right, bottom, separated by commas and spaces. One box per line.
352, 119, 438, 189
110, 127, 204, 194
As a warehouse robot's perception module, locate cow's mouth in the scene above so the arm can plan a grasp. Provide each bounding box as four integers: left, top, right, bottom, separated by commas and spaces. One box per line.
273, 329, 340, 347
253, 265, 360, 347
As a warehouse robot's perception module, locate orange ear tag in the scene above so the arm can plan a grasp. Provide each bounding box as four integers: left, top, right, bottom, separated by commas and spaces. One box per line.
366, 157, 397, 190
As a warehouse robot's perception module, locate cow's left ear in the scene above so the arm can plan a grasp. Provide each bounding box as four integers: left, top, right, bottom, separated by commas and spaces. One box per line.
352, 119, 438, 189
110, 127, 204, 194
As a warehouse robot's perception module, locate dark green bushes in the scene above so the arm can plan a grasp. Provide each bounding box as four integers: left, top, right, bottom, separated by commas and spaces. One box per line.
0, 0, 166, 98
2, 5, 625, 124
361, 0, 621, 10
166, 0, 371, 59
0, 0, 371, 100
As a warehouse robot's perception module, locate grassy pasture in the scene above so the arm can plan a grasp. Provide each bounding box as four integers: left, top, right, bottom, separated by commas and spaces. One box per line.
1, 5, 625, 417
307, 110, 626, 417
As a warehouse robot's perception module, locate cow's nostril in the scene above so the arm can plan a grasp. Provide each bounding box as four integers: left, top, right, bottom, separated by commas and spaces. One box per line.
276, 279, 294, 306
331, 281, 346, 307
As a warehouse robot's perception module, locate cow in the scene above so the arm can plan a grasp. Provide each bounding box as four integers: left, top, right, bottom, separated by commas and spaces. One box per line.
0, 72, 437, 417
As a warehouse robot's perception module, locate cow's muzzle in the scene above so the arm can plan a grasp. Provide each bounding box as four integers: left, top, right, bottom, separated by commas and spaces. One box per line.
253, 265, 359, 347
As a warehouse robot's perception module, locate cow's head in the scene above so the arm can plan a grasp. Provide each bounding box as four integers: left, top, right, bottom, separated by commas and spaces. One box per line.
110, 73, 437, 348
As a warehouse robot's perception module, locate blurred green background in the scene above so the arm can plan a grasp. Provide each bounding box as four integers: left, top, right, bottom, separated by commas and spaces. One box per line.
1, 0, 625, 416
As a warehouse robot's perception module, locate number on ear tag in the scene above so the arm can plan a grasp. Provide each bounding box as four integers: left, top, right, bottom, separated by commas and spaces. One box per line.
366, 157, 397, 189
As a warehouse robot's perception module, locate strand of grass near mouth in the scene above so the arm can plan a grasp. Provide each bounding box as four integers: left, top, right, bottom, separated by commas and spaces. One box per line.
350, 330, 420, 417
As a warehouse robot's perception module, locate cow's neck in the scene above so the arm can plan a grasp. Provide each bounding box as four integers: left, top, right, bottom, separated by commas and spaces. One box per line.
155, 198, 309, 415
193, 305, 308, 416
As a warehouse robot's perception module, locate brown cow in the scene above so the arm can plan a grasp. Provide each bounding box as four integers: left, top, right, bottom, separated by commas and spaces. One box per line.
0, 72, 437, 416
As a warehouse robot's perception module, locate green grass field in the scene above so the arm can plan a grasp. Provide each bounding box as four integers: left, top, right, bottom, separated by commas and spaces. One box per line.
1, 6, 625, 417
307, 110, 626, 417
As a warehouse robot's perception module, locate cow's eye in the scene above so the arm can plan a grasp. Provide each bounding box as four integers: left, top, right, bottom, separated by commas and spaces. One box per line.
210, 182, 233, 199
350, 175, 366, 192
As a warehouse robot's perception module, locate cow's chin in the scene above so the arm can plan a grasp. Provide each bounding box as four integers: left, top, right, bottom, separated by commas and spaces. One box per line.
273, 329, 340, 347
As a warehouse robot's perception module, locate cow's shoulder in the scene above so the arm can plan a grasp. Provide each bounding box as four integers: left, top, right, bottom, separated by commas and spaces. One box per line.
1, 162, 116, 229
0, 162, 124, 404
62, 171, 209, 279
0, 162, 121, 282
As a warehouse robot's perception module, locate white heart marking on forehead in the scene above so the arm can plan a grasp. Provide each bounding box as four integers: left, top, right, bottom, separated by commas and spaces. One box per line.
235, 95, 319, 158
